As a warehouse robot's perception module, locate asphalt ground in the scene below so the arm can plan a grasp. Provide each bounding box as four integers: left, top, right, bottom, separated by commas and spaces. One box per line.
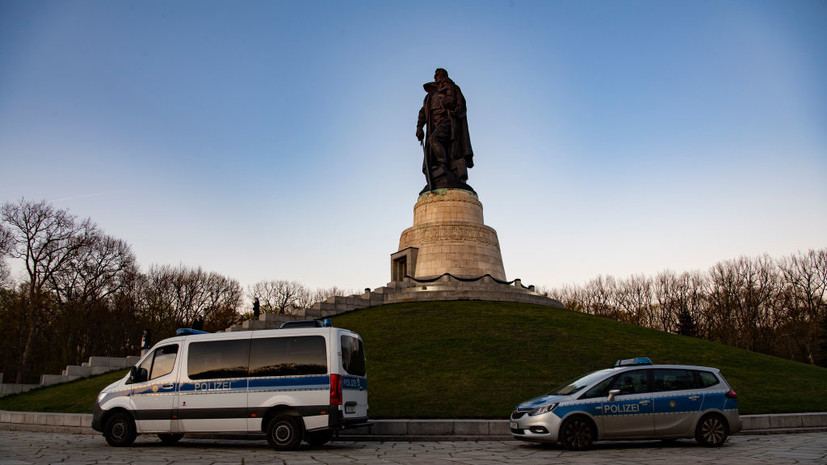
0, 430, 825, 465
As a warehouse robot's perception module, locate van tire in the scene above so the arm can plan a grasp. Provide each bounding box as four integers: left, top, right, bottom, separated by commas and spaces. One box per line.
305, 429, 334, 446
103, 412, 137, 447
158, 433, 184, 444
266, 416, 302, 450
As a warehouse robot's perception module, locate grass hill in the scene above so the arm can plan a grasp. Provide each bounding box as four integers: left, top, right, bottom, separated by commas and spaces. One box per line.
2, 301, 826, 417
333, 301, 827, 417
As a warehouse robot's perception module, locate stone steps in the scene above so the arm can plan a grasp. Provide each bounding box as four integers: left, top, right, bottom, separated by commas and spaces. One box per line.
41, 355, 136, 387
0, 355, 138, 397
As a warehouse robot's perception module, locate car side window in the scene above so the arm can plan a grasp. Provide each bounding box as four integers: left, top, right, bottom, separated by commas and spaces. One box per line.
653, 369, 698, 392
609, 369, 649, 395
695, 370, 720, 388
581, 377, 614, 399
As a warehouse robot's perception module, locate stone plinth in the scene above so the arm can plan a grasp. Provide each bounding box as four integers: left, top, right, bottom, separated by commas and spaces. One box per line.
394, 189, 506, 281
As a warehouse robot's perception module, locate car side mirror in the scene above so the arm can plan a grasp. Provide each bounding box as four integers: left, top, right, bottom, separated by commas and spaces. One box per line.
127, 366, 137, 384
608, 389, 621, 402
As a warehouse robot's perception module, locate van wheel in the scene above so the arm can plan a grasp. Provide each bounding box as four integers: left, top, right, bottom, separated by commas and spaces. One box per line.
104, 412, 137, 447
695, 413, 728, 447
305, 429, 334, 447
158, 433, 184, 444
559, 416, 595, 450
266, 416, 302, 451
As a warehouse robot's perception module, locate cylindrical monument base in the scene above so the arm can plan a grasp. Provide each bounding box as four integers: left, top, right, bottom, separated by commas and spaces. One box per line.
397, 189, 506, 281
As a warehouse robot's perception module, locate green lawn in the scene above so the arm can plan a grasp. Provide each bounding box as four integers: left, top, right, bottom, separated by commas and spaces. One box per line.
0, 369, 127, 413
2, 300, 825, 417
333, 301, 827, 417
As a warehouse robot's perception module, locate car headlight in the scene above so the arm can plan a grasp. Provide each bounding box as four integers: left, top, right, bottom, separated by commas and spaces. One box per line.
97, 392, 107, 404
529, 403, 558, 416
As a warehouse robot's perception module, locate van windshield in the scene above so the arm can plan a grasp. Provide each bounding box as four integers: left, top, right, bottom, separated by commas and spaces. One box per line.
548, 369, 613, 396
341, 335, 366, 377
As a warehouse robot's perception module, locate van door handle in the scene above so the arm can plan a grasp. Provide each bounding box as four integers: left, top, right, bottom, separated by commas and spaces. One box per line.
639, 400, 650, 406
162, 384, 174, 390
689, 396, 700, 401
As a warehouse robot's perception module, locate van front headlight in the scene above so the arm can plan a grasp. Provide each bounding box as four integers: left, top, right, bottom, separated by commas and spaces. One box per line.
96, 392, 108, 404
529, 403, 558, 416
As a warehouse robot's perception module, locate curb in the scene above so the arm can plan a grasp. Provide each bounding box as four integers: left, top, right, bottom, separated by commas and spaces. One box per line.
2, 411, 827, 440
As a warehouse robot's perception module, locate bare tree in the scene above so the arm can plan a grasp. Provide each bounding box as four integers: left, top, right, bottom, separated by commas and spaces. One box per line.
144, 264, 242, 328
0, 223, 11, 288
778, 249, 827, 363
1, 199, 97, 382
248, 280, 309, 314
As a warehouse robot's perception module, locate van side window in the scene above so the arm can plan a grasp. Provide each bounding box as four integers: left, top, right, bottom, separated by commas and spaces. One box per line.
188, 339, 251, 380
250, 336, 327, 377
341, 335, 366, 377
134, 344, 179, 383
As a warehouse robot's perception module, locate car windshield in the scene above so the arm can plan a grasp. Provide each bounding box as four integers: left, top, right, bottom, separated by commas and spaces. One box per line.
548, 369, 614, 396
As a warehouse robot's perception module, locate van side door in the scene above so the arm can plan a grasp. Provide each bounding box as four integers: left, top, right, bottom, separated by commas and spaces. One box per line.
130, 344, 179, 433
177, 337, 251, 432
339, 333, 368, 422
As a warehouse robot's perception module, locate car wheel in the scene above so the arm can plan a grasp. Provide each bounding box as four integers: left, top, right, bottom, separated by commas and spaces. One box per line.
266, 416, 302, 451
158, 433, 184, 444
695, 413, 728, 447
103, 412, 137, 447
559, 416, 595, 450
305, 429, 334, 447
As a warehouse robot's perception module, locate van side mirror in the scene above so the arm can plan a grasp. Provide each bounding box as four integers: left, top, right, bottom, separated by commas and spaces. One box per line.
128, 366, 148, 384
608, 389, 621, 402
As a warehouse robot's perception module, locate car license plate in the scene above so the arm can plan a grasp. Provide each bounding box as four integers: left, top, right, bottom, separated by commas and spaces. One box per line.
345, 404, 357, 414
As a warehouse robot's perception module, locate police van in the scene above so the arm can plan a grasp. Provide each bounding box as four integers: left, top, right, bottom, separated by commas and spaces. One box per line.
92, 322, 368, 450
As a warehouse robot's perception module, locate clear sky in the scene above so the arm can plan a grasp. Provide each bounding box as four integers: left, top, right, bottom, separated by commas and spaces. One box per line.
1, 0, 825, 297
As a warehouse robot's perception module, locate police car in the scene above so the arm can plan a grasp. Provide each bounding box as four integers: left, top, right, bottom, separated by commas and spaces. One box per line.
510, 358, 741, 450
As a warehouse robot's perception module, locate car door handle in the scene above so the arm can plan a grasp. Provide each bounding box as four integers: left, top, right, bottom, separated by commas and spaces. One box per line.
639, 400, 651, 406
161, 384, 175, 389
689, 396, 700, 401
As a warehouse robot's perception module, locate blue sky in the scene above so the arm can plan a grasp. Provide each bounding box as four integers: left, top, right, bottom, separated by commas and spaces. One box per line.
1, 0, 825, 296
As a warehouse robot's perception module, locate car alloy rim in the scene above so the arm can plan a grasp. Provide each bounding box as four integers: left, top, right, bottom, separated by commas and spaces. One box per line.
702, 417, 725, 444
566, 419, 590, 447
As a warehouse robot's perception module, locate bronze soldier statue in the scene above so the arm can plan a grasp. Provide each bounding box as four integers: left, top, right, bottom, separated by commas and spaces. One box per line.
416, 68, 474, 193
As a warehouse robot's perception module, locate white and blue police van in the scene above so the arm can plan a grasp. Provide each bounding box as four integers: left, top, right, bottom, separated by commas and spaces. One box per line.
92, 322, 368, 450
510, 357, 742, 450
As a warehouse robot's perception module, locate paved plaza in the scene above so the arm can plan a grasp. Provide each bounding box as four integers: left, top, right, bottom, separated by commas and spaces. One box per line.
0, 430, 825, 465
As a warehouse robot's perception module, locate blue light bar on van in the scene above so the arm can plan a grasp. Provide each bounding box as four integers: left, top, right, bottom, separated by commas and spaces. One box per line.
322, 318, 332, 327
176, 328, 209, 336
614, 357, 653, 367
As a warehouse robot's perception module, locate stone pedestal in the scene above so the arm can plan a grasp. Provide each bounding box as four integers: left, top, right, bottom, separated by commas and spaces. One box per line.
392, 189, 506, 281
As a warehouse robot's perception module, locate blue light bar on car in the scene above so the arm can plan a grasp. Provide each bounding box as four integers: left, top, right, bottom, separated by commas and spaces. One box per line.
614, 357, 653, 367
